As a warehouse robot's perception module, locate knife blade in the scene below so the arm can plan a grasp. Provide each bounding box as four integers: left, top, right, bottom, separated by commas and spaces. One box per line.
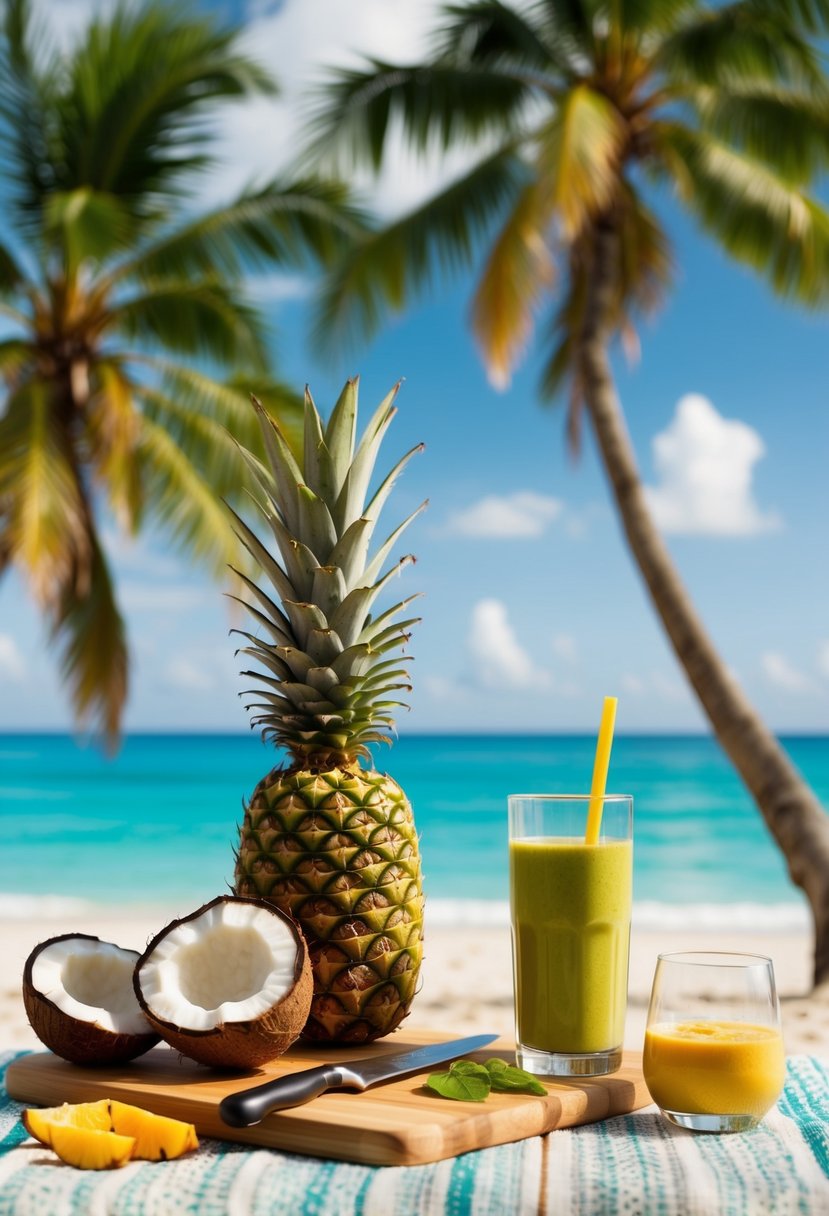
218, 1033, 500, 1127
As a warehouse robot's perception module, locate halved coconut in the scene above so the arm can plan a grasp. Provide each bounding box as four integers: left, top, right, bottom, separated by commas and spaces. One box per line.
133, 895, 312, 1069
23, 934, 159, 1065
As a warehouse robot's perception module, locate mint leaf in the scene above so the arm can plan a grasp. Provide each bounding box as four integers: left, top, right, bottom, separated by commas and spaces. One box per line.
426, 1061, 491, 1102
485, 1059, 546, 1096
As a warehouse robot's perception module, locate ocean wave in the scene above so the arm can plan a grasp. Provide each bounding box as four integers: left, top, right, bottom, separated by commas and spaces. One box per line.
0, 892, 810, 932
0, 894, 100, 920
423, 899, 810, 931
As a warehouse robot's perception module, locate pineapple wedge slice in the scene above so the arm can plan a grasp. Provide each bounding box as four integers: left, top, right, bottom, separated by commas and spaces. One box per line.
22, 1100, 198, 1167
110, 1100, 199, 1160
42, 1125, 135, 1170
23, 1100, 112, 1145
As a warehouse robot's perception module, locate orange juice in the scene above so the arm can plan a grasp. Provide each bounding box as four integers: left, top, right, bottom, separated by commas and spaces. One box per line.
644, 1020, 785, 1116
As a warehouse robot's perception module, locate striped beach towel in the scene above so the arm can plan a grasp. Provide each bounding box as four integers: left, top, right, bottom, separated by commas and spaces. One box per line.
1, 1052, 827, 1214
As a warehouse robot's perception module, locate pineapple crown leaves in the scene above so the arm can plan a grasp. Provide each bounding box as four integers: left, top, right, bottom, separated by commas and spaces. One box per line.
228, 378, 425, 762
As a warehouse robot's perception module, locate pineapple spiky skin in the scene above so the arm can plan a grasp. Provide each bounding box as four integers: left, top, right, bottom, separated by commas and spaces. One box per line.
236, 765, 423, 1043
229, 378, 426, 1043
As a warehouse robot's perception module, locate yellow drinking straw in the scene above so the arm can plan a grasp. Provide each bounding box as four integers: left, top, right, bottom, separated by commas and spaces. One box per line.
585, 696, 618, 845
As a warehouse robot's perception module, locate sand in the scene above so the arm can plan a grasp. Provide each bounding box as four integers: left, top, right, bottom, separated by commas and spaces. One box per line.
2, 908, 827, 1057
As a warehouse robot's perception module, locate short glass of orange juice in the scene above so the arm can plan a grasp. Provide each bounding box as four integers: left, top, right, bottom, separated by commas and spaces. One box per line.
644, 952, 785, 1133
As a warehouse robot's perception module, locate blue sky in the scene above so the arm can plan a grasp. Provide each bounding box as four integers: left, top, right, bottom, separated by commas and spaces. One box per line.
1, 0, 828, 735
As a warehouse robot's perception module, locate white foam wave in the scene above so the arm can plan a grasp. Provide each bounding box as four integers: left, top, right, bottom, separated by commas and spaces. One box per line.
424, 899, 810, 932
0, 894, 101, 920
0, 893, 811, 933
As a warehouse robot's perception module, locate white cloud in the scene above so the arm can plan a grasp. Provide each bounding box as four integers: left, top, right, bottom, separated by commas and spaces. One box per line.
0, 635, 25, 683
621, 673, 645, 696
761, 652, 813, 693
204, 0, 479, 219
32, 0, 116, 53
447, 492, 563, 539
645, 395, 781, 536
467, 599, 550, 690
552, 633, 578, 663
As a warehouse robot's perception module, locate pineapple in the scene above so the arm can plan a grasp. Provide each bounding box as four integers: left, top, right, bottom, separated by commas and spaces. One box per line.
232, 378, 425, 1044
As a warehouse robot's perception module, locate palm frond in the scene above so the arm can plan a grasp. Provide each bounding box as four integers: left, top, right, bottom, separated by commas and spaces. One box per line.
135, 410, 241, 577
532, 0, 597, 53
540, 183, 672, 438
55, 1, 276, 211
53, 533, 127, 748
0, 377, 91, 606
107, 280, 270, 369
471, 180, 556, 387
535, 83, 626, 239
0, 0, 60, 235
306, 60, 536, 173
655, 3, 825, 88
0, 238, 24, 290
656, 122, 829, 303
751, 0, 829, 33
43, 188, 135, 268
435, 1, 574, 77
693, 83, 829, 182
312, 146, 527, 353
0, 336, 34, 380
615, 0, 701, 33
107, 179, 368, 286
84, 360, 143, 531
124, 355, 302, 454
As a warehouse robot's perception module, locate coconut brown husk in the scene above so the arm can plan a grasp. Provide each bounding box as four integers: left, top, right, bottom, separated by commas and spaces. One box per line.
23, 934, 159, 1066
133, 895, 312, 1069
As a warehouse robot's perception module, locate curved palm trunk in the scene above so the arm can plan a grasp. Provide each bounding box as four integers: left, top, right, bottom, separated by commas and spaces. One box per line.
578, 221, 829, 987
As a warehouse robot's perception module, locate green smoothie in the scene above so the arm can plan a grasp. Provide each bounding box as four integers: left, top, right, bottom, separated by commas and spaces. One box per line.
509, 837, 632, 1054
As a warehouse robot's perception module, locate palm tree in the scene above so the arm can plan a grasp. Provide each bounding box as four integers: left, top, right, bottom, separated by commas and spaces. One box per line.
305, 0, 829, 984
0, 0, 364, 744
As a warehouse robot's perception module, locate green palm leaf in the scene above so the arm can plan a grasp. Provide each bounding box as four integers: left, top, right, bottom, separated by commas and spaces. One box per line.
85, 360, 143, 531
435, 1, 575, 75
56, 2, 276, 210
0, 238, 24, 290
535, 83, 626, 238
306, 61, 535, 172
44, 188, 135, 268
655, 3, 824, 87
135, 410, 241, 577
108, 280, 270, 368
471, 180, 556, 386
107, 179, 368, 285
313, 146, 527, 350
0, 379, 91, 606
658, 122, 829, 302
692, 84, 829, 181
54, 536, 127, 749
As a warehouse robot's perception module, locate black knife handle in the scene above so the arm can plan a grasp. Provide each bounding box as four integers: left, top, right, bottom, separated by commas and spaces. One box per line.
219, 1064, 344, 1127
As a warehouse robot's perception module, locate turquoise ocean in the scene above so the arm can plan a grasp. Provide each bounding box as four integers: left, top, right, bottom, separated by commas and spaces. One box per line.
1, 733, 827, 928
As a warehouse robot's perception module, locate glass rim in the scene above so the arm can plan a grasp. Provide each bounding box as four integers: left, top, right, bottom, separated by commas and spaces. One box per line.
507, 793, 632, 803
656, 950, 774, 969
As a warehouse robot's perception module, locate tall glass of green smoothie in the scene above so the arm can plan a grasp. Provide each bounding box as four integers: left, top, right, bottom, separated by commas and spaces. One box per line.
508, 794, 633, 1076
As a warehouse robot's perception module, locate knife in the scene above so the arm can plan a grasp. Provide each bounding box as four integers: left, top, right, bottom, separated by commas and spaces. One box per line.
218, 1033, 500, 1127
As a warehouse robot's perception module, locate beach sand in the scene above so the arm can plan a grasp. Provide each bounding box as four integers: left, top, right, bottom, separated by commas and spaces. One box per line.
2, 909, 827, 1056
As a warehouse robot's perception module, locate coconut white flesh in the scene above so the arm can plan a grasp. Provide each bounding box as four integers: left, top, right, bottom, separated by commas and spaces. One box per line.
139, 901, 301, 1031
31, 938, 148, 1035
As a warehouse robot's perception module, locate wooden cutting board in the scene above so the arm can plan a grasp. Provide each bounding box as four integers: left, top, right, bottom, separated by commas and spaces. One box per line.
6, 1030, 649, 1166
